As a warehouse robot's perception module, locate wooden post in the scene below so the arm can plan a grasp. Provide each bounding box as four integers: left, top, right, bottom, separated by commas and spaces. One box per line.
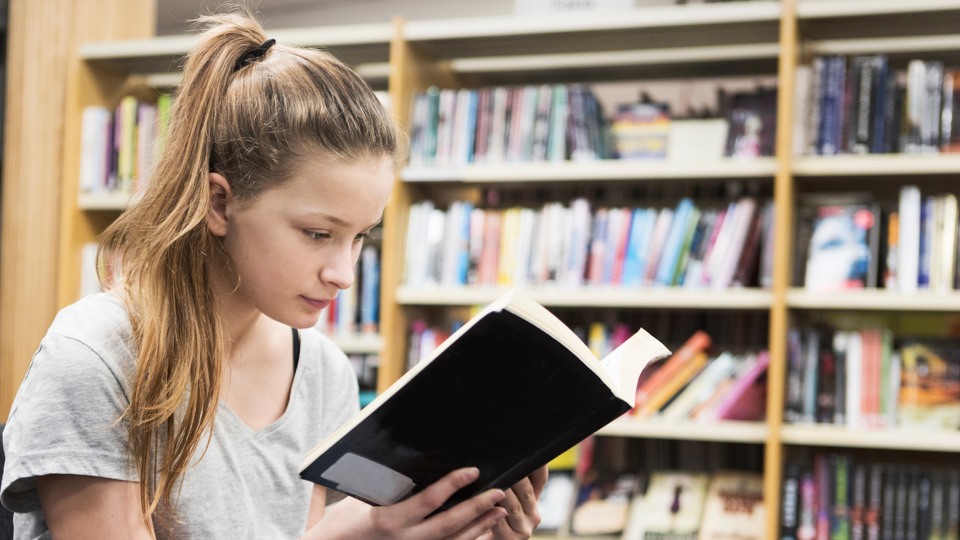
0, 0, 156, 418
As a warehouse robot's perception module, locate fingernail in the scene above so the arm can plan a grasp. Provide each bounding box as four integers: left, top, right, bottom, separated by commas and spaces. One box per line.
464, 467, 480, 481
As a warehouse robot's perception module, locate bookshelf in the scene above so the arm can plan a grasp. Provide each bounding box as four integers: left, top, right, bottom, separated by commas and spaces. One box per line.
37, 1, 960, 538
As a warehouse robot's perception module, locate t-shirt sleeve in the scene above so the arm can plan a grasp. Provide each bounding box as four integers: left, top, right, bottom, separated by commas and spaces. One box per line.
1, 333, 135, 513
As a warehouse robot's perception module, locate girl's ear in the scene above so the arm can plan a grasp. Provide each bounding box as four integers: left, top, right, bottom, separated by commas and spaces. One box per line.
207, 172, 232, 237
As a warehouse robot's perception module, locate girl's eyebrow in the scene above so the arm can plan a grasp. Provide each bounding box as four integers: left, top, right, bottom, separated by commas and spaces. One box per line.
305, 212, 383, 230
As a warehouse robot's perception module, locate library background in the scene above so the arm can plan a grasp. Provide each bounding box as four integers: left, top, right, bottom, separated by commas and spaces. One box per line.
3, 0, 960, 538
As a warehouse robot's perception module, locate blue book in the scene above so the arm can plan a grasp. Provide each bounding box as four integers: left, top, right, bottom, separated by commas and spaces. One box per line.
359, 246, 380, 333
918, 195, 933, 288
654, 198, 694, 286
628, 209, 657, 286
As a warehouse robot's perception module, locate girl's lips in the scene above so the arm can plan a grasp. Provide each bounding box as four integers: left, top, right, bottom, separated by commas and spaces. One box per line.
302, 296, 330, 310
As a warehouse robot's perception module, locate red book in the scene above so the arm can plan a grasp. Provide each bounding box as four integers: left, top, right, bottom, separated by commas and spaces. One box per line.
633, 330, 712, 413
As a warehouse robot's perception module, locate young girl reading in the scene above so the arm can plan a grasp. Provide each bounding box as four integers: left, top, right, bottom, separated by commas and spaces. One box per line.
1, 9, 545, 539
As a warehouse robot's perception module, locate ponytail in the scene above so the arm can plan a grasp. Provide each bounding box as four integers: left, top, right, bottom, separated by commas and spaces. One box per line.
97, 6, 397, 522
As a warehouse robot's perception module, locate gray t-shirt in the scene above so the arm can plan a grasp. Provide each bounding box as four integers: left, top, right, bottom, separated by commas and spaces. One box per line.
1, 292, 360, 539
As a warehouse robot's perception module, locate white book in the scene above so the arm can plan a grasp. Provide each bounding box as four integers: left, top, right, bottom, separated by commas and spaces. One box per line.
793, 64, 812, 157
929, 195, 944, 289
513, 207, 537, 286
425, 207, 447, 285
79, 106, 110, 193
544, 203, 567, 284
403, 201, 431, 287
486, 87, 509, 164
530, 203, 551, 285
561, 198, 591, 287
898, 185, 922, 293
938, 194, 959, 292
711, 197, 757, 290
434, 89, 457, 167
467, 207, 486, 286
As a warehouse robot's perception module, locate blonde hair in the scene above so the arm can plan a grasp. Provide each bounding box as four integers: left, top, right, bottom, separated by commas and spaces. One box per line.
97, 8, 397, 522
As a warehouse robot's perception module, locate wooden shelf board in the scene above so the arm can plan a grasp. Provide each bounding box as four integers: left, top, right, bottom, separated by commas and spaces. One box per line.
80, 22, 393, 73
792, 154, 960, 175
405, 2, 781, 42
797, 0, 960, 19
787, 288, 960, 311
396, 286, 774, 309
449, 43, 780, 75
141, 60, 390, 89
599, 418, 768, 443
402, 158, 777, 183
404, 3, 780, 60
781, 424, 960, 452
805, 34, 960, 56
77, 191, 136, 211
327, 333, 383, 355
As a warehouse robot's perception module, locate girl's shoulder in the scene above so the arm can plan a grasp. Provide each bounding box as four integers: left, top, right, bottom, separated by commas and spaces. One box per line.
43, 291, 135, 371
49, 291, 131, 340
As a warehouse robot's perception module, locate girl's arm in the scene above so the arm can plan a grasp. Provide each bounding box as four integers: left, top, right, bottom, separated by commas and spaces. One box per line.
36, 474, 154, 539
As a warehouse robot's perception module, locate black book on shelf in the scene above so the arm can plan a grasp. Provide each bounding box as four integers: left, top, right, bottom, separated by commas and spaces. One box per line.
299, 290, 671, 510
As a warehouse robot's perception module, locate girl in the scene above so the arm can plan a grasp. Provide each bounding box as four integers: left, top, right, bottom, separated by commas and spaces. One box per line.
1, 9, 545, 539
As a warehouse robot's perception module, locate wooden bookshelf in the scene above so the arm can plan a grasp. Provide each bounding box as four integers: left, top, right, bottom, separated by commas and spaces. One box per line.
19, 2, 960, 539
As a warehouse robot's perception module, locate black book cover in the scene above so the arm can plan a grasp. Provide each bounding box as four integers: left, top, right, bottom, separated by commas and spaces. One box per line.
299, 291, 669, 510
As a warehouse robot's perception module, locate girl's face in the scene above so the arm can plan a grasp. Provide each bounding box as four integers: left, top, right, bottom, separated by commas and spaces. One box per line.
210, 155, 393, 329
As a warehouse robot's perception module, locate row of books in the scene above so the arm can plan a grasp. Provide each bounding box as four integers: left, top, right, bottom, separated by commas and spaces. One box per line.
781, 453, 960, 540
630, 330, 769, 422
795, 55, 960, 156
407, 84, 607, 167
407, 82, 778, 167
346, 353, 379, 408
538, 467, 765, 539
79, 94, 173, 195
797, 187, 960, 293
783, 326, 960, 431
402, 196, 774, 290
610, 86, 776, 161
313, 245, 380, 336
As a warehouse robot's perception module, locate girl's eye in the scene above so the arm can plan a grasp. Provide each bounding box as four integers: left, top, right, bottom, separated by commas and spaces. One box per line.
305, 231, 331, 241
354, 232, 371, 243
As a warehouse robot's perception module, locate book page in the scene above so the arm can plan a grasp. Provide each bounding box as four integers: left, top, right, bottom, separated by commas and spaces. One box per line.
600, 329, 672, 407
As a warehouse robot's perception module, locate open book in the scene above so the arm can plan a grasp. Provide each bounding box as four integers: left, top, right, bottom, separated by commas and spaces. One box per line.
299, 290, 671, 509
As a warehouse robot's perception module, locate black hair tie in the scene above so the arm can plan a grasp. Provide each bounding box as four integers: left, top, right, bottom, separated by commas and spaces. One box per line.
234, 38, 276, 71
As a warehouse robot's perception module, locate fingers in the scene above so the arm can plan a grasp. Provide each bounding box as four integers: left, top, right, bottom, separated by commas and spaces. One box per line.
415, 488, 507, 540
529, 466, 549, 499
498, 477, 541, 536
395, 468, 509, 539
401, 467, 482, 518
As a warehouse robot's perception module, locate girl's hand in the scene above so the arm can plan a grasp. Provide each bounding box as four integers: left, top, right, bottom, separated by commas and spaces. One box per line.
480, 465, 549, 540
307, 467, 510, 540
